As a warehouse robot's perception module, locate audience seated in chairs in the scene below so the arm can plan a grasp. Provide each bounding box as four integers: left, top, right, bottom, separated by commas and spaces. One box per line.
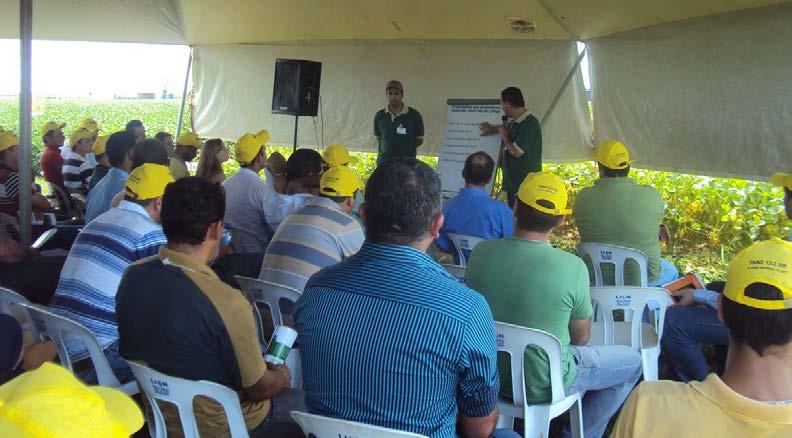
48, 164, 172, 385
612, 238, 792, 436
435, 151, 513, 263
466, 172, 642, 438
294, 158, 517, 437
85, 131, 136, 223
116, 177, 298, 436
574, 140, 678, 286
62, 128, 95, 195
259, 165, 365, 292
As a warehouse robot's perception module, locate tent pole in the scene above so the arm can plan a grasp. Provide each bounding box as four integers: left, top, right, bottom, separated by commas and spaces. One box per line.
175, 47, 193, 137
18, 0, 33, 246
540, 45, 586, 127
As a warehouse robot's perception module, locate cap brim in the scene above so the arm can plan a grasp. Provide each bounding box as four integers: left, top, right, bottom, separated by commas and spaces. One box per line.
770, 173, 790, 187
91, 386, 144, 434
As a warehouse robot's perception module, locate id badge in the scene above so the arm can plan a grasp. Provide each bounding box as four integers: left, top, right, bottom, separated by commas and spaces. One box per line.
396, 124, 407, 135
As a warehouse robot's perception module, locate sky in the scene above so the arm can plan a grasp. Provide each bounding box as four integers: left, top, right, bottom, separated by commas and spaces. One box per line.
0, 39, 190, 99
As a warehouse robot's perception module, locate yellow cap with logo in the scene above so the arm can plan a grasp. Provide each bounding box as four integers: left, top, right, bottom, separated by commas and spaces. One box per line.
723, 238, 792, 311
124, 163, 174, 200
592, 140, 633, 170
235, 132, 266, 164
92, 135, 109, 155
176, 132, 202, 148
770, 173, 792, 190
40, 121, 65, 137
323, 144, 358, 166
0, 132, 19, 151
79, 118, 100, 133
320, 165, 364, 197
517, 172, 572, 216
69, 128, 94, 147
0, 363, 144, 437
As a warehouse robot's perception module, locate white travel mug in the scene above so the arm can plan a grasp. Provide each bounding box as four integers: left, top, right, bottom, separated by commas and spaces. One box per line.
264, 326, 298, 365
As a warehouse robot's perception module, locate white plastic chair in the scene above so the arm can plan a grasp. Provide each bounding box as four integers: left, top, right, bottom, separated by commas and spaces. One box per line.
235, 275, 302, 388
577, 243, 649, 287
440, 264, 466, 281
0, 287, 39, 340
495, 322, 583, 438
20, 303, 138, 395
290, 411, 428, 438
127, 361, 249, 438
588, 287, 673, 381
447, 233, 485, 267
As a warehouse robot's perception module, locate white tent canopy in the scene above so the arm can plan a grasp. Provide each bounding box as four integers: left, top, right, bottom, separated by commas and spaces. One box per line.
1, 0, 790, 179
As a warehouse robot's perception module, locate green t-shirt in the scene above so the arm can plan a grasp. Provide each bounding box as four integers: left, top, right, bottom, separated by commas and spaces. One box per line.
502, 113, 542, 193
466, 237, 592, 404
573, 177, 664, 283
374, 106, 424, 165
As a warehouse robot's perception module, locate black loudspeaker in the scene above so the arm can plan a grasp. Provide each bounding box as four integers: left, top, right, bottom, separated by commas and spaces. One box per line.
272, 59, 322, 117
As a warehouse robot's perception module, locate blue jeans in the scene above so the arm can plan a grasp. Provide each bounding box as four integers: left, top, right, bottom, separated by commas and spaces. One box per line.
560, 345, 643, 438
76, 340, 133, 385
648, 258, 679, 287
661, 305, 729, 382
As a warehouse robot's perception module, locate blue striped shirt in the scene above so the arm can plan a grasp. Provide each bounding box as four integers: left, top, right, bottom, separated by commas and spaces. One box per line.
294, 242, 499, 437
50, 201, 167, 353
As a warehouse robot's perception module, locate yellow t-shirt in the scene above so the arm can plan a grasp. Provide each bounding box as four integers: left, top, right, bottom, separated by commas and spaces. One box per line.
611, 374, 792, 437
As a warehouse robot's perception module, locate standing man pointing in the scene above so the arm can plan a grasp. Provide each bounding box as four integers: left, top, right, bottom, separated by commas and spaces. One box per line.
480, 87, 542, 207
374, 80, 425, 166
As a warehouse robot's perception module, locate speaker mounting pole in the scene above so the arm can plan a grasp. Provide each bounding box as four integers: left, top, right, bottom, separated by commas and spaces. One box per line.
292, 115, 299, 152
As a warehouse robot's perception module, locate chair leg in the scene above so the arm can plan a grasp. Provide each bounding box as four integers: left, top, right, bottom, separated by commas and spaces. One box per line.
641, 348, 659, 381
569, 398, 584, 438
525, 405, 551, 438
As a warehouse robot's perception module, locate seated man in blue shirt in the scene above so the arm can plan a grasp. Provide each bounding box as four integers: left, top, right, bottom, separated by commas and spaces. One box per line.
85, 131, 135, 223
436, 151, 513, 263
294, 158, 515, 438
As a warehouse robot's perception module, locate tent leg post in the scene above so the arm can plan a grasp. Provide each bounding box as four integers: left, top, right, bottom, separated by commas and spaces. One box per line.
175, 47, 193, 137
293, 115, 299, 152
541, 44, 587, 127
18, 0, 33, 246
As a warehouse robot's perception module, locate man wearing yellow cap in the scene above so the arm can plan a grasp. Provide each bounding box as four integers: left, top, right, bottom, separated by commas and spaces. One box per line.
62, 128, 96, 194
613, 238, 792, 437
467, 172, 642, 438
39, 121, 67, 190
87, 135, 110, 191
259, 165, 365, 291
49, 163, 172, 385
574, 140, 677, 286
169, 131, 202, 179
222, 132, 275, 252
0, 131, 52, 217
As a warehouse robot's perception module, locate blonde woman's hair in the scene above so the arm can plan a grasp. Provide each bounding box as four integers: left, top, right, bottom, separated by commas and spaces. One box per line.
196, 138, 225, 180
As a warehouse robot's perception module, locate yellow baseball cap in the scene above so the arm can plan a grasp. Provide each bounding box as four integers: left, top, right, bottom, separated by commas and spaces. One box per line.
770, 173, 792, 190
592, 140, 633, 170
320, 165, 364, 197
124, 163, 174, 200
79, 118, 100, 133
323, 144, 358, 166
92, 135, 109, 155
235, 132, 266, 164
176, 132, 202, 148
0, 363, 144, 437
40, 121, 65, 136
723, 238, 792, 311
0, 132, 19, 151
69, 128, 94, 147
256, 130, 271, 144
516, 172, 572, 216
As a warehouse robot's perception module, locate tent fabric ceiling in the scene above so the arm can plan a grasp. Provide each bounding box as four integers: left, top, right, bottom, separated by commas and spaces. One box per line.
0, 0, 787, 44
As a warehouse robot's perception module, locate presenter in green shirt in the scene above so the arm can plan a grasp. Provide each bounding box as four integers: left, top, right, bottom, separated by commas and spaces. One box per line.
480, 87, 542, 207
373, 80, 425, 165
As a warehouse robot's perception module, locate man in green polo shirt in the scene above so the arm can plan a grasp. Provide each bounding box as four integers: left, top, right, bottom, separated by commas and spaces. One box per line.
574, 140, 678, 286
466, 172, 642, 438
480, 87, 542, 206
373, 80, 424, 165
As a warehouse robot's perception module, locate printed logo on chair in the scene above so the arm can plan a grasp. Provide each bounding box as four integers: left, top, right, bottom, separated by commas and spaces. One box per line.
616, 294, 632, 306
151, 378, 170, 397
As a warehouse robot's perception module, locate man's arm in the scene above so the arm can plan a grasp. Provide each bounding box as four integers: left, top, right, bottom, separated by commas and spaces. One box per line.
415, 112, 425, 148
569, 319, 591, 346
243, 363, 291, 402
0, 238, 35, 264
32, 193, 51, 212
457, 410, 498, 438
569, 264, 594, 345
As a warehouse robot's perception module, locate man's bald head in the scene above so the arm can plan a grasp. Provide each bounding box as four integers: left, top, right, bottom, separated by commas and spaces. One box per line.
462, 151, 495, 187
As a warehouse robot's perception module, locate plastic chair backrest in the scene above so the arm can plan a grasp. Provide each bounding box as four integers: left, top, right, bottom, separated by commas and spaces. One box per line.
20, 303, 121, 388
0, 287, 38, 339
495, 321, 566, 406
589, 287, 673, 349
447, 233, 485, 267
48, 183, 75, 215
440, 264, 466, 281
127, 361, 249, 438
577, 243, 649, 287
290, 411, 428, 438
